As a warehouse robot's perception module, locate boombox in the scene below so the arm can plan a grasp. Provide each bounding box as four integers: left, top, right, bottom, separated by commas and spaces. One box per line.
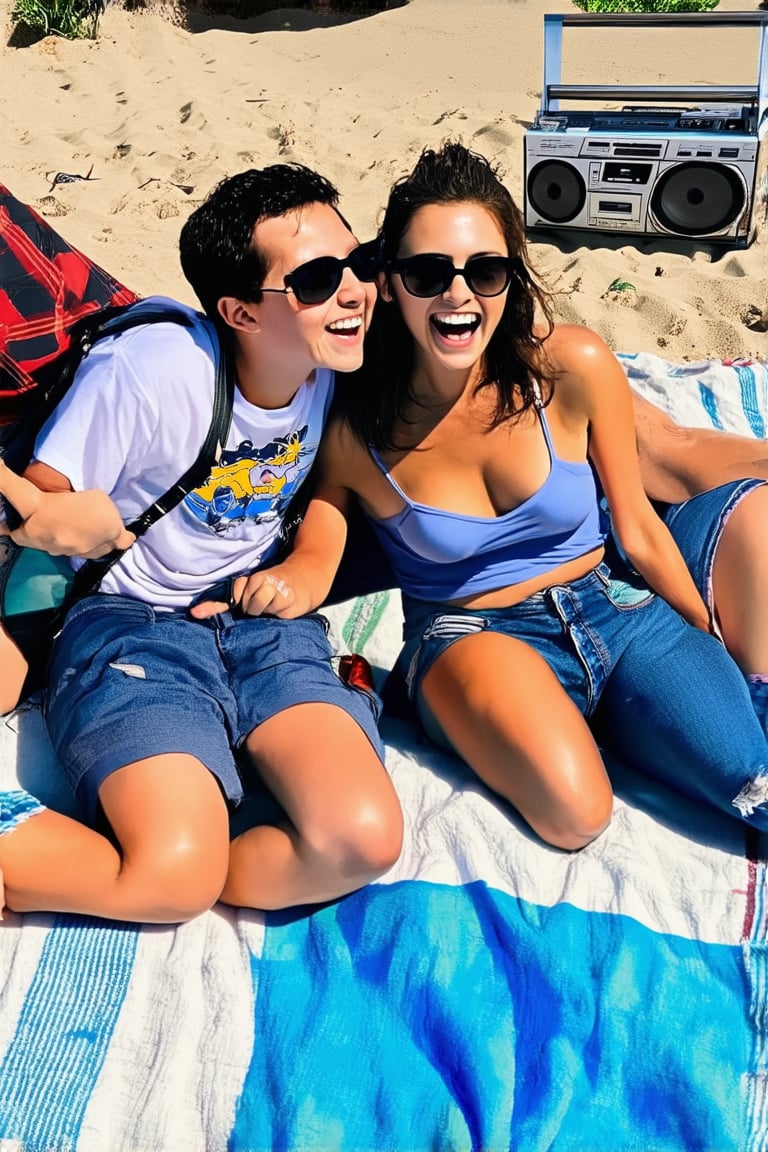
523, 13, 768, 246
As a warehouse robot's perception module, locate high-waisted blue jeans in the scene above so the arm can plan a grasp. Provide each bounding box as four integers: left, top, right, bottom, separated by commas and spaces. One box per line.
399, 563, 768, 831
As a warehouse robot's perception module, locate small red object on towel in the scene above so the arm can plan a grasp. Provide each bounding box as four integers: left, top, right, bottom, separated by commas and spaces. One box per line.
337, 653, 376, 694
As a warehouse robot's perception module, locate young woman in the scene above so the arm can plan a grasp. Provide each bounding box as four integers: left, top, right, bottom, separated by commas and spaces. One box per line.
318, 140, 768, 850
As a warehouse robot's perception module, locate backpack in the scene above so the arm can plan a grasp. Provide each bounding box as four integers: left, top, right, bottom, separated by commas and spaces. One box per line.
0, 185, 234, 698
0, 185, 139, 466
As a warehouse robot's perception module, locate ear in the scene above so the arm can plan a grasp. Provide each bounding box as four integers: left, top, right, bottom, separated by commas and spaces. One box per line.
217, 296, 261, 334
378, 270, 394, 304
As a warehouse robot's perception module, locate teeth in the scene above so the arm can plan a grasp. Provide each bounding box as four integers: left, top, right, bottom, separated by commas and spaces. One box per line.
433, 313, 478, 325
328, 317, 362, 332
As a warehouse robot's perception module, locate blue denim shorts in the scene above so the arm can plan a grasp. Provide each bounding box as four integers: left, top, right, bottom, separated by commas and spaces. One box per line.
397, 562, 768, 830
45, 595, 383, 823
398, 563, 656, 733
659, 478, 767, 612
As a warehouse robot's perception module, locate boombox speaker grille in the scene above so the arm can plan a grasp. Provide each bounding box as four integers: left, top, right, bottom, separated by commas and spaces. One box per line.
650, 161, 746, 236
527, 160, 586, 223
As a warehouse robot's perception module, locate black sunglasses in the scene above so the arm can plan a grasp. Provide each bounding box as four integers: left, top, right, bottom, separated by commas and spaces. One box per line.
387, 253, 526, 299
260, 239, 381, 306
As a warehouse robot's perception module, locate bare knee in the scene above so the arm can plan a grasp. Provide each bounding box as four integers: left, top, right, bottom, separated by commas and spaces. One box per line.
533, 786, 614, 852
121, 837, 228, 923
303, 799, 403, 885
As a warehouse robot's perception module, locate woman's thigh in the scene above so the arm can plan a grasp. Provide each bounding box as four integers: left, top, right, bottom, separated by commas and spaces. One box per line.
420, 631, 613, 850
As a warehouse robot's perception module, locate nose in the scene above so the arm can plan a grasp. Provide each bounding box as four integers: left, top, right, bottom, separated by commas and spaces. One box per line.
442, 270, 471, 303
337, 265, 367, 305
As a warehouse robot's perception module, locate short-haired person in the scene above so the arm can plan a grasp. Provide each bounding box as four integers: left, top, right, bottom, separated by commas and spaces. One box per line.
317, 141, 768, 850
0, 164, 402, 922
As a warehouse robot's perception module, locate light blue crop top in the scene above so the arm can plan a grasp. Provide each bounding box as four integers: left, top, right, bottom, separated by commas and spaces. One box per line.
366, 400, 606, 601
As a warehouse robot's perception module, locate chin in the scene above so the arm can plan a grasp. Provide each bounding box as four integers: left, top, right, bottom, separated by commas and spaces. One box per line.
324, 349, 365, 374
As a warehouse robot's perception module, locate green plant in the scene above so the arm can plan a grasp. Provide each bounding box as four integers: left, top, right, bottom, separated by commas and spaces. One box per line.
11, 0, 105, 39
572, 0, 718, 12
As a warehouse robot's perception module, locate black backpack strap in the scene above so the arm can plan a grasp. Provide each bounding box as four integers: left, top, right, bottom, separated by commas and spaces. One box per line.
69, 310, 235, 601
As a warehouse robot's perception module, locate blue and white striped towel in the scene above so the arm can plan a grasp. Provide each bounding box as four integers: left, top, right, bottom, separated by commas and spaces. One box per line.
0, 352, 766, 1152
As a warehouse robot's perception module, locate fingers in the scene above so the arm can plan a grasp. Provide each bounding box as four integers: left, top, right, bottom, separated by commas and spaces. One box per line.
0, 460, 43, 521
0, 485, 131, 556
188, 599, 231, 620
239, 572, 293, 617
187, 571, 297, 620
79, 528, 137, 560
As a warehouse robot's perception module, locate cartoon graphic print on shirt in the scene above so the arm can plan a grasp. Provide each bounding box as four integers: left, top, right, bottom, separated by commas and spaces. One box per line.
185, 425, 311, 532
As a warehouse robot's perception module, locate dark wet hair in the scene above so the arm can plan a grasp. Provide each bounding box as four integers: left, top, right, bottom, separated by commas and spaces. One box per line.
179, 163, 349, 320
340, 141, 555, 451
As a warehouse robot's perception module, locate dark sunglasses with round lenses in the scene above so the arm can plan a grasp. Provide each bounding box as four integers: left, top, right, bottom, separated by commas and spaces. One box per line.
260, 238, 382, 306
388, 253, 526, 299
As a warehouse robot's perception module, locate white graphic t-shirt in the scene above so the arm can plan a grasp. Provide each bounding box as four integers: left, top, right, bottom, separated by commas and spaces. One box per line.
34, 298, 333, 608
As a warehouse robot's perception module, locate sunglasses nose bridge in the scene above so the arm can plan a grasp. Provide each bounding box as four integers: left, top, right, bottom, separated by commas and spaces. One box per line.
335, 261, 370, 302
441, 265, 473, 300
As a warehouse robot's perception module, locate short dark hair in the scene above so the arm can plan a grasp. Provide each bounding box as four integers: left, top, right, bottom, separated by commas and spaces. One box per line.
179, 164, 347, 319
340, 141, 555, 451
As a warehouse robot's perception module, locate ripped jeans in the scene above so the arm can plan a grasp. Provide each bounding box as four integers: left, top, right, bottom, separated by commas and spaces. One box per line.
399, 563, 768, 831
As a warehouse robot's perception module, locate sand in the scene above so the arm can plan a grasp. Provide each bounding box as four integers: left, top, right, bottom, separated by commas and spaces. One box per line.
0, 0, 766, 361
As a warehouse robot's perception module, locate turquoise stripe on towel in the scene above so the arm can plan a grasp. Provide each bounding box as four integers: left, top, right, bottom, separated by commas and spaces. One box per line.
735, 364, 765, 439
233, 880, 754, 1152
698, 381, 724, 430
0, 915, 138, 1150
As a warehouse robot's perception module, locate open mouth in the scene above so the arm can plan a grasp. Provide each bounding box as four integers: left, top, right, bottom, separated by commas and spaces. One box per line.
327, 316, 363, 337
430, 312, 481, 342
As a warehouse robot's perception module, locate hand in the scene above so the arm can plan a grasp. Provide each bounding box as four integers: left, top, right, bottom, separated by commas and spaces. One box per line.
0, 460, 135, 558
189, 566, 307, 620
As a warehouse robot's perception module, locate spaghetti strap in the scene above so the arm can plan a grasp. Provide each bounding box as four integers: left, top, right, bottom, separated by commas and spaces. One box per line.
533, 393, 556, 462
367, 444, 413, 506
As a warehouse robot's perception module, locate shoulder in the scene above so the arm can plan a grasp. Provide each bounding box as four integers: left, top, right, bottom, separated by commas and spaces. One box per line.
540, 323, 617, 377
319, 413, 367, 481
117, 297, 216, 359
86, 298, 217, 392
541, 323, 627, 406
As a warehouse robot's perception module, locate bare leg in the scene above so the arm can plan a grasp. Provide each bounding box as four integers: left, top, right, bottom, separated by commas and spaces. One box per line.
222, 703, 402, 910
711, 484, 768, 675
420, 633, 613, 851
632, 390, 768, 504
1, 754, 229, 922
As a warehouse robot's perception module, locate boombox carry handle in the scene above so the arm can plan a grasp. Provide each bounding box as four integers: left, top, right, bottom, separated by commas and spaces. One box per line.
541, 12, 768, 123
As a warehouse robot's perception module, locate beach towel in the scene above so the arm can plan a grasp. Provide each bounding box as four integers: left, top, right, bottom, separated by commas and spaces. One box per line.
0, 352, 766, 1152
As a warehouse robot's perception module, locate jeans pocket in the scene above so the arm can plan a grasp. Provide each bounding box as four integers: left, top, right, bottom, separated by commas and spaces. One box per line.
595, 566, 654, 611
422, 613, 486, 640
